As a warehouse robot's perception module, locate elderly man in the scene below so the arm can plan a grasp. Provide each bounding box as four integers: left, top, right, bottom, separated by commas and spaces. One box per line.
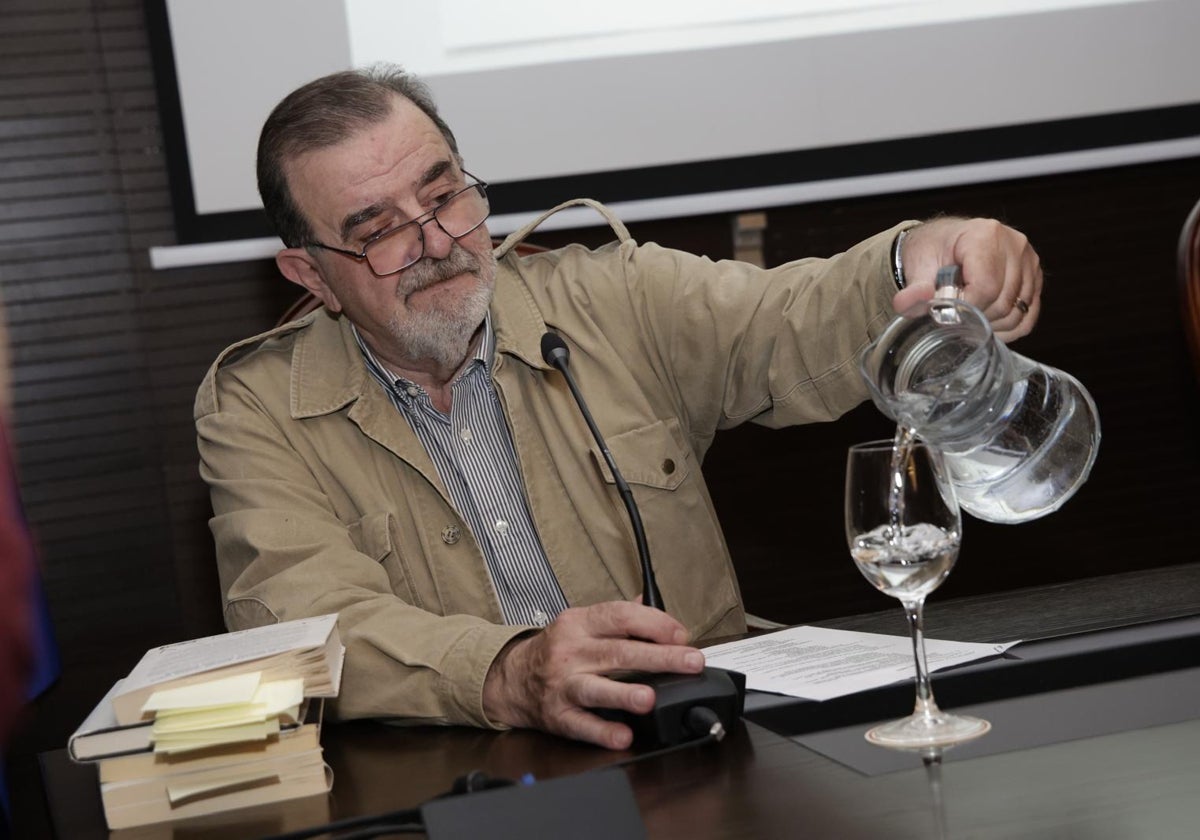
196, 64, 1042, 750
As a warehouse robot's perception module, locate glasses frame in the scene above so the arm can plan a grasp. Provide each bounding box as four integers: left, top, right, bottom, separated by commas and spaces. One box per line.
306, 170, 490, 276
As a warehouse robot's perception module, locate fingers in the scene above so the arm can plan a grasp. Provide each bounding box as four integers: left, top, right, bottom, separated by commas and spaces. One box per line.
558, 706, 634, 750
572, 672, 657, 714
549, 604, 703, 674
599, 637, 705, 675
993, 287, 1040, 343
572, 600, 690, 645
898, 217, 1043, 343
481, 601, 705, 750
544, 673, 660, 749
980, 226, 1041, 342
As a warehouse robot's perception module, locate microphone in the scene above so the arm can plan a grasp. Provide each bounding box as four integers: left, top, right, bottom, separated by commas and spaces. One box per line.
540, 332, 664, 610
540, 332, 745, 749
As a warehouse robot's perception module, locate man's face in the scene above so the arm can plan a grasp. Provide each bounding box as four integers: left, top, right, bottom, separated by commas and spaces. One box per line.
279, 96, 496, 372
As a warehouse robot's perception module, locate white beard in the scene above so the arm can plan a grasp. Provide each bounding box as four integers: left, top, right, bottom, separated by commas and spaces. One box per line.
386, 243, 496, 371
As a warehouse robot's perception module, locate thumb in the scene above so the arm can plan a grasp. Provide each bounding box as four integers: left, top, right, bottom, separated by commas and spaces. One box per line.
892, 284, 934, 316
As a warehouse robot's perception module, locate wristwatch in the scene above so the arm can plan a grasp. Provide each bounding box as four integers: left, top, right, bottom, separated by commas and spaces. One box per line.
891, 227, 911, 291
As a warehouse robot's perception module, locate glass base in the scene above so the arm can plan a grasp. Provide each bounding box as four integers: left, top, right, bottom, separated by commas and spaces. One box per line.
865, 711, 991, 750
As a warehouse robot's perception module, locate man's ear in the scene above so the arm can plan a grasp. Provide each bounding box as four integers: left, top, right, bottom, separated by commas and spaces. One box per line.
276, 248, 343, 313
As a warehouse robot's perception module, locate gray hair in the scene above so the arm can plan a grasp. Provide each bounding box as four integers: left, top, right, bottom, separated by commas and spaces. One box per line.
256, 63, 459, 248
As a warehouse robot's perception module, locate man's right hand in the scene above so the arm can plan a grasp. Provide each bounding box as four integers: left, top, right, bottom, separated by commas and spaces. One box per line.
481, 601, 706, 750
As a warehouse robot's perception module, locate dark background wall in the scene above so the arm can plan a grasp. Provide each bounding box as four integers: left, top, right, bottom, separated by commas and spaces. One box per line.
2, 1, 1198, 835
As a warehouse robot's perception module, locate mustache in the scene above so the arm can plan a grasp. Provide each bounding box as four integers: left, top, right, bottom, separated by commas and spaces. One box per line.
399, 244, 482, 295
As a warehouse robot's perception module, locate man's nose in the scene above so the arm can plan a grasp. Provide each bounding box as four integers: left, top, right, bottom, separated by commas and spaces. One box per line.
419, 215, 455, 261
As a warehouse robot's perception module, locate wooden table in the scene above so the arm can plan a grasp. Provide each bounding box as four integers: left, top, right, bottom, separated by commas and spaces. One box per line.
37, 563, 1200, 839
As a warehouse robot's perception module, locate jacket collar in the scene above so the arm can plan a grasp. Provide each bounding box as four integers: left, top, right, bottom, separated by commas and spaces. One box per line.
492, 252, 553, 371
289, 254, 550, 419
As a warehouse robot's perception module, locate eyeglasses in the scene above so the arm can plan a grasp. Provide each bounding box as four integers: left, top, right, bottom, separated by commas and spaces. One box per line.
308, 172, 490, 276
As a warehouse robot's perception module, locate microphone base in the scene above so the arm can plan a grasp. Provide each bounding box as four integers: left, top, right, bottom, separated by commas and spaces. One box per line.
596, 667, 746, 749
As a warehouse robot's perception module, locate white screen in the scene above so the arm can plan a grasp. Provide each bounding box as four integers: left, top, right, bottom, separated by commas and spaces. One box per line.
160, 0, 1199, 237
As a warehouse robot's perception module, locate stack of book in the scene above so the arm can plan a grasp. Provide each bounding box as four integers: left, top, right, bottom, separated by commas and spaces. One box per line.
68, 614, 345, 831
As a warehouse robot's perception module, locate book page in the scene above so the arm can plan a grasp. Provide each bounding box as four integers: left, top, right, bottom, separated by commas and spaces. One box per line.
120, 614, 338, 695
166, 768, 281, 805
101, 751, 330, 829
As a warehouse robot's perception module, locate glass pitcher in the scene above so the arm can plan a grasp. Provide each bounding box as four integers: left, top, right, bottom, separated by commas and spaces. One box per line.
859, 266, 1100, 523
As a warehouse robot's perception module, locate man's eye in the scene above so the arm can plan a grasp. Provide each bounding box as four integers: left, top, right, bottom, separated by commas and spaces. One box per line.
431, 187, 461, 206
364, 224, 400, 244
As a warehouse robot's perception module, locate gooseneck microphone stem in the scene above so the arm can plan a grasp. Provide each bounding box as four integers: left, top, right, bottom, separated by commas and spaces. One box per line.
540, 333, 664, 611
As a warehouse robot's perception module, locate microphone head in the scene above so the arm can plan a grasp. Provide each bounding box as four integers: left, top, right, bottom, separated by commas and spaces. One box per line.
540, 332, 570, 367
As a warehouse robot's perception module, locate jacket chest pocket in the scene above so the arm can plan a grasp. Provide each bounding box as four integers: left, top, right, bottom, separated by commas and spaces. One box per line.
588, 417, 739, 639
589, 418, 690, 490
348, 511, 423, 609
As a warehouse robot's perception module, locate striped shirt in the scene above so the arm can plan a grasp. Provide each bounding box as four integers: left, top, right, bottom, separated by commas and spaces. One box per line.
354, 318, 568, 627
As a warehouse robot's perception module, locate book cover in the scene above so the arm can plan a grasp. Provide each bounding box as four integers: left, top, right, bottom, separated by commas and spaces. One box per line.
68, 679, 153, 762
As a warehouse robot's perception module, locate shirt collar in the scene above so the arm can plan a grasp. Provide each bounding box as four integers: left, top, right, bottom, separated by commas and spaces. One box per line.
352, 314, 495, 398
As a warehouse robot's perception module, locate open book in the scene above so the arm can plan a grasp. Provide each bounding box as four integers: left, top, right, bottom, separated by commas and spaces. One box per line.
69, 681, 320, 764
111, 614, 344, 726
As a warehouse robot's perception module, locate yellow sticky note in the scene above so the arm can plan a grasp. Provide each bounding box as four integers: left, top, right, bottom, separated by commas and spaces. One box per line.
142, 672, 263, 714
153, 718, 281, 754
252, 678, 304, 716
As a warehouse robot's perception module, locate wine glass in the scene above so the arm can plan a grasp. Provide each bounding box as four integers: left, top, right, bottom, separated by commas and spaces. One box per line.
845, 437, 990, 749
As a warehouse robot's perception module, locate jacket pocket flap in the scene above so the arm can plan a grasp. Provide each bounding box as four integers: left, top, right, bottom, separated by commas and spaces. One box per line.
589, 418, 690, 491
348, 511, 395, 563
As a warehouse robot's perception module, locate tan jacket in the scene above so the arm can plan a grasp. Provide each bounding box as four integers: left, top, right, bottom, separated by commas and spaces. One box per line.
195, 202, 905, 727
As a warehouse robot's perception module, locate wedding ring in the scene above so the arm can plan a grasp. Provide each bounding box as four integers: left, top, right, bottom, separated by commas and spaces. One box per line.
1015, 297, 1030, 315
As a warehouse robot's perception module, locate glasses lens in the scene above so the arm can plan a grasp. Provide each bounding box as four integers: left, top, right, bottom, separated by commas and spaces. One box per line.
362, 183, 490, 275
364, 225, 423, 276
436, 185, 490, 237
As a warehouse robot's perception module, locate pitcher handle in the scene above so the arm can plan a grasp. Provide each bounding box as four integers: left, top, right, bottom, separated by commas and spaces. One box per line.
931, 265, 966, 324
934, 265, 965, 300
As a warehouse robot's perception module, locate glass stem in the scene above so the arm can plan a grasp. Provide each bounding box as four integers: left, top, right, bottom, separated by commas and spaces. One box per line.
903, 597, 939, 720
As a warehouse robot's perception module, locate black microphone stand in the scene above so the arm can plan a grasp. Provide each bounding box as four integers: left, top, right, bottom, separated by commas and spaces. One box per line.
540, 333, 745, 748
540, 334, 663, 609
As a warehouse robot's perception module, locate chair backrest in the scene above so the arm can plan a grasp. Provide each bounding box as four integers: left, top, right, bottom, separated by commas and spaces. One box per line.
1179, 197, 1200, 377
275, 240, 549, 328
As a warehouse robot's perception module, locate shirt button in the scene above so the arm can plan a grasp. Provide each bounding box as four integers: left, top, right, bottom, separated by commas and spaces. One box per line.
460, 427, 474, 443
406, 385, 420, 397
441, 525, 461, 545
531, 610, 550, 628
494, 519, 509, 536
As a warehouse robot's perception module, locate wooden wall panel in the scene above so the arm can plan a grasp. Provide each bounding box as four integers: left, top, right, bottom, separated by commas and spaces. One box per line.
1, 9, 187, 828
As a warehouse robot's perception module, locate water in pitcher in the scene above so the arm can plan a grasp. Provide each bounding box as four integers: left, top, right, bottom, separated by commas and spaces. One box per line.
860, 275, 1100, 524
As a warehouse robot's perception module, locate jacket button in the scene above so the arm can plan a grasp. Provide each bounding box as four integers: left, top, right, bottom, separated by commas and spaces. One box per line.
662, 458, 676, 475
441, 525, 461, 545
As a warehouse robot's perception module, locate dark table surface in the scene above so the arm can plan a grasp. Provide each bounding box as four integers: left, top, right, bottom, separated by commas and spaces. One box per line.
38, 562, 1200, 839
